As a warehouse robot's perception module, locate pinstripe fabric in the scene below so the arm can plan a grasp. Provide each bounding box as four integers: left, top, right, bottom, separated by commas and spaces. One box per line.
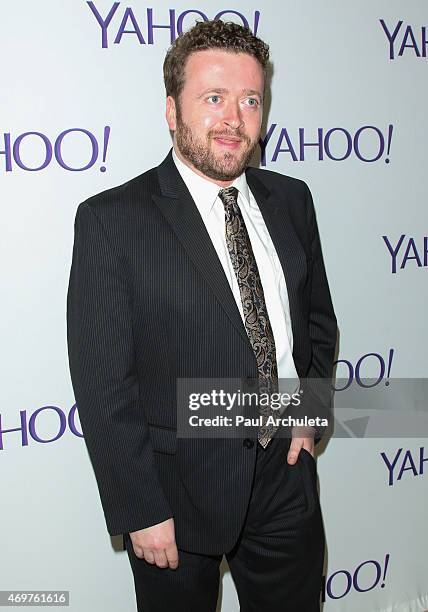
66, 148, 337, 555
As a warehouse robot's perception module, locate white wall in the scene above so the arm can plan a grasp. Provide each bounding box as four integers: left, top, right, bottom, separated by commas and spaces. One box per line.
1, 1, 427, 610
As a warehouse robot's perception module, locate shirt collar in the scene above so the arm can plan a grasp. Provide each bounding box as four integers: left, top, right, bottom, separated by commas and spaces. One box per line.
172, 147, 252, 222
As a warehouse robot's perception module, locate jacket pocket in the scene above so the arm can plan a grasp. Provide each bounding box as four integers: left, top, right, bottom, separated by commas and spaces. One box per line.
148, 423, 177, 454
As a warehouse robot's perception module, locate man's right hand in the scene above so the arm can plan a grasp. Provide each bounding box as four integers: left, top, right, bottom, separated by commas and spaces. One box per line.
128, 517, 178, 569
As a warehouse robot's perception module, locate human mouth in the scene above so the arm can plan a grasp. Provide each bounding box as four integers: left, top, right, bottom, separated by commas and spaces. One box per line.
212, 136, 242, 149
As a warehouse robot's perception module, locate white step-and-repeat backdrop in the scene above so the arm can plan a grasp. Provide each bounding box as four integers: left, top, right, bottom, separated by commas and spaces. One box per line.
1, 1, 427, 611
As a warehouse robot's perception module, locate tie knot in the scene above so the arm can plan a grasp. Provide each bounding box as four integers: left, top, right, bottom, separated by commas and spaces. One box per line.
218, 186, 239, 206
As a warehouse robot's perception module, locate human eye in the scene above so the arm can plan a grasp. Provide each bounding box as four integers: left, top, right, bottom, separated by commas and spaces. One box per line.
207, 94, 222, 104
245, 97, 260, 107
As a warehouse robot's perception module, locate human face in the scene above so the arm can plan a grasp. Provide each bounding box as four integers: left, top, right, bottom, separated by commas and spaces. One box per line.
166, 49, 264, 187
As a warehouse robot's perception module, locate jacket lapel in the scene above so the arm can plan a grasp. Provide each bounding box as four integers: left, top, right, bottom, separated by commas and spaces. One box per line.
153, 149, 251, 349
245, 168, 307, 354
152, 149, 306, 361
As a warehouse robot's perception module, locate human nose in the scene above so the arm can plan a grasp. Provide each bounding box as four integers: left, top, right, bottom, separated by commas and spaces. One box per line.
222, 100, 244, 130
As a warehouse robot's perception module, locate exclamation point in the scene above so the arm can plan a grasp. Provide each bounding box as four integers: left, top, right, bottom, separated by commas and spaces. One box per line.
253, 11, 260, 36
100, 126, 110, 172
385, 349, 394, 386
381, 553, 390, 587
385, 125, 393, 164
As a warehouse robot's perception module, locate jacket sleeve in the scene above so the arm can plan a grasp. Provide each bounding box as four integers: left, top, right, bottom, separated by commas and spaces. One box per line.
300, 183, 338, 441
66, 201, 173, 536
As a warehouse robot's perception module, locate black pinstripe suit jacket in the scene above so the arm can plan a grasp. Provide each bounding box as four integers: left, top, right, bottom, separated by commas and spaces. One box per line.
66, 148, 337, 554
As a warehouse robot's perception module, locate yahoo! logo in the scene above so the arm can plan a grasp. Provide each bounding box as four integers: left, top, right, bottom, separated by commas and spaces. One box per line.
259, 124, 394, 165
332, 350, 396, 438
381, 447, 427, 486
334, 349, 395, 391
321, 554, 390, 601
380, 19, 428, 60
383, 235, 428, 274
0, 404, 82, 450
0, 127, 110, 173
87, 3, 261, 49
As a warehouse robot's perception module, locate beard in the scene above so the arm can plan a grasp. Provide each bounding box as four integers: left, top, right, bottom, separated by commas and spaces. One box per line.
174, 108, 260, 182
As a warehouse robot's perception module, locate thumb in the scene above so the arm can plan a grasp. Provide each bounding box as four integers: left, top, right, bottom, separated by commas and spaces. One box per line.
287, 439, 302, 465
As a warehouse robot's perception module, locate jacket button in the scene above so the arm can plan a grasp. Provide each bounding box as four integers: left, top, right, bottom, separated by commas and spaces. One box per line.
243, 438, 255, 449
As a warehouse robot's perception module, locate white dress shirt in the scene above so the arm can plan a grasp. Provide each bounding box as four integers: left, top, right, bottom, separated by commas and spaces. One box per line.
172, 147, 299, 394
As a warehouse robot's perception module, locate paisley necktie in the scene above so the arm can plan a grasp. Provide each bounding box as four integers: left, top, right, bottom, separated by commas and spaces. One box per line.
218, 186, 280, 448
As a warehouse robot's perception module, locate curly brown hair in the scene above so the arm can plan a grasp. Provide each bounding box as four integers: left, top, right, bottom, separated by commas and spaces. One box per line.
163, 19, 270, 104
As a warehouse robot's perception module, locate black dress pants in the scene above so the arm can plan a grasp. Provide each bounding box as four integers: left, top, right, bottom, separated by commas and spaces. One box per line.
124, 436, 325, 611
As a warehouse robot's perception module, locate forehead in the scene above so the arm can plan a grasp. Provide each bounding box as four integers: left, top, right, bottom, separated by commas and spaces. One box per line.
183, 49, 264, 91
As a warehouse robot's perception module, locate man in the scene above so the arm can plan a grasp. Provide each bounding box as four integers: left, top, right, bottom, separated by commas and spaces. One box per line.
67, 19, 337, 612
